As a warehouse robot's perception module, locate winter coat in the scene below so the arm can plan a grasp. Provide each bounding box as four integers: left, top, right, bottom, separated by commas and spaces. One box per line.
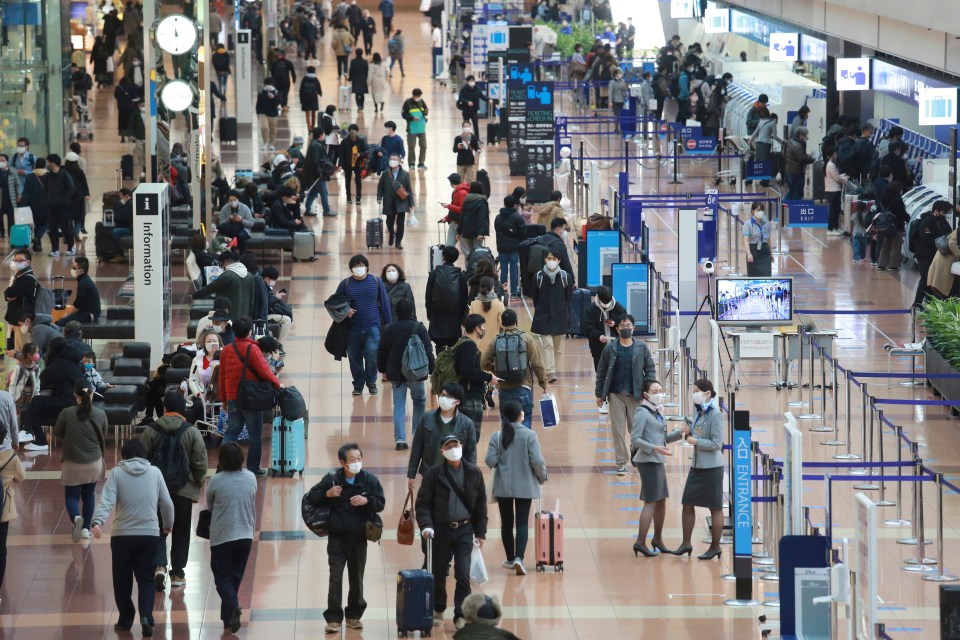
531, 269, 574, 336
485, 426, 547, 499
594, 339, 657, 400
453, 135, 480, 166
444, 182, 471, 224
0, 451, 24, 523
270, 58, 296, 88
385, 280, 416, 321
784, 135, 813, 176
308, 468, 385, 538
368, 62, 389, 103
348, 58, 369, 94
583, 300, 627, 363
407, 409, 478, 478
53, 405, 107, 464
255, 87, 282, 116
4, 268, 39, 325
299, 75, 322, 112
217, 337, 281, 403
376, 167, 413, 215
332, 28, 355, 56
458, 193, 490, 239
535, 201, 565, 227
40, 351, 84, 408
456, 84, 486, 115
467, 298, 505, 356
376, 318, 435, 382
192, 263, 255, 322
139, 414, 209, 501
416, 460, 487, 537
608, 78, 629, 104
44, 169, 75, 210
494, 207, 525, 253
21, 171, 49, 225
425, 266, 468, 343
927, 228, 960, 297
912, 212, 953, 264
212, 49, 230, 74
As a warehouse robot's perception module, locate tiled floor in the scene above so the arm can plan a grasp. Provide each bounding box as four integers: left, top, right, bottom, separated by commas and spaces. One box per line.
3, 5, 959, 640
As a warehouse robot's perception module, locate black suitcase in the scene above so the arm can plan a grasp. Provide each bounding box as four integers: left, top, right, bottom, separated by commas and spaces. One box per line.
220, 117, 238, 143
486, 121, 502, 144
811, 161, 825, 201
568, 288, 592, 337
121, 155, 134, 180
397, 538, 434, 637
366, 217, 383, 249
95, 222, 123, 262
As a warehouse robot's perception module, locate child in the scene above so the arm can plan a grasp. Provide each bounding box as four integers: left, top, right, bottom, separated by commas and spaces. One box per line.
849, 201, 868, 262
257, 336, 284, 375
82, 351, 113, 397
9, 343, 40, 444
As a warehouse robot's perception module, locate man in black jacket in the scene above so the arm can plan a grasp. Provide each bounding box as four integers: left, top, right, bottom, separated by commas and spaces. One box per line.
4, 248, 39, 350
494, 196, 525, 298
416, 433, 487, 631
582, 285, 626, 371
110, 188, 134, 244
536, 217, 575, 285
255, 81, 282, 149
269, 51, 296, 109
376, 154, 414, 249
880, 141, 914, 190
57, 257, 101, 326
338, 125, 368, 205
453, 314, 496, 441
268, 186, 306, 233
376, 298, 435, 449
911, 200, 954, 308
44, 154, 76, 257
456, 76, 488, 143
308, 443, 385, 635
425, 246, 468, 352
302, 127, 336, 217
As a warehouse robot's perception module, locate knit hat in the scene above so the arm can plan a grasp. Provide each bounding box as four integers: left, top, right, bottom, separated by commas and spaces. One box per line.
291, 135, 304, 145
65, 151, 80, 162
462, 593, 502, 626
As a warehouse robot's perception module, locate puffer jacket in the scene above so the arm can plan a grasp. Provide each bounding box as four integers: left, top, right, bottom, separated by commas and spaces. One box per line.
458, 193, 490, 239
444, 182, 471, 224
535, 200, 565, 226
784, 133, 814, 176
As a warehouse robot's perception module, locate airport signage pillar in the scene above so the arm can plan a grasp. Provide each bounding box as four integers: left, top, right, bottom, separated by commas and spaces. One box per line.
134, 184, 173, 368
236, 29, 252, 124
725, 409, 757, 607
678, 207, 700, 359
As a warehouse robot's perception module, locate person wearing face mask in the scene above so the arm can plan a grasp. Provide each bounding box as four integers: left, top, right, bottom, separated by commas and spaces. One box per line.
11, 137, 35, 191
305, 443, 384, 635
376, 153, 414, 249
594, 315, 657, 476
416, 433, 487, 631
114, 75, 143, 142
532, 218, 575, 287
81, 351, 112, 396
452, 125, 481, 185
209, 310, 236, 346
783, 126, 814, 201
348, 49, 370, 111
742, 202, 773, 277
456, 76, 488, 142
912, 201, 955, 307
534, 190, 564, 227
261, 266, 294, 341
582, 286, 627, 406
56, 257, 101, 326
4, 249, 40, 350
43, 154, 77, 258
21, 338, 84, 452
457, 182, 490, 261
255, 81, 282, 150
9, 343, 40, 441
674, 379, 725, 560
334, 254, 392, 396
0, 154, 20, 238
453, 314, 498, 441
407, 383, 477, 490
337, 124, 368, 206
110, 188, 135, 245
216, 192, 255, 253
380, 263, 416, 322
192, 252, 256, 323
367, 53, 388, 113
12, 311, 59, 360
268, 186, 306, 234
19, 157, 48, 252
188, 329, 224, 403
531, 250, 574, 384
629, 379, 683, 557
379, 121, 405, 164
401, 88, 429, 169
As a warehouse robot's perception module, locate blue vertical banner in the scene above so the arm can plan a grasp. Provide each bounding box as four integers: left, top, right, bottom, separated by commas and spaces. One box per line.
698, 192, 718, 263
524, 82, 555, 202
733, 427, 753, 557
623, 199, 642, 242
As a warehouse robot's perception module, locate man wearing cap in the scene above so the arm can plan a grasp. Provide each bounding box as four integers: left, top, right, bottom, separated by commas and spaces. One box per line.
302, 127, 337, 218
210, 309, 236, 345
441, 173, 470, 248
287, 135, 306, 165
217, 191, 255, 253
192, 251, 255, 322
44, 154, 76, 258
56, 257, 101, 326
457, 593, 521, 639
416, 432, 487, 631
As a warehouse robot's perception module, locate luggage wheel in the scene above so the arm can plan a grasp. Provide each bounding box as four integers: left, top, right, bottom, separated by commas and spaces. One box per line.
268, 469, 277, 478
555, 563, 564, 572
536, 562, 545, 572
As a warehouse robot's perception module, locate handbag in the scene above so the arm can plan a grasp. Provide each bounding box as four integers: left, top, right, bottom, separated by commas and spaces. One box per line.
301, 484, 331, 537
396, 488, 415, 545
365, 513, 384, 542
936, 233, 952, 257
13, 206, 33, 226
196, 509, 211, 539
487, 433, 499, 504
394, 182, 409, 201
232, 344, 277, 412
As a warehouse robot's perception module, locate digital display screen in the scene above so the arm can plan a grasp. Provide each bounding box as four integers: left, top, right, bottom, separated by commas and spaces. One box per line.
716, 278, 793, 324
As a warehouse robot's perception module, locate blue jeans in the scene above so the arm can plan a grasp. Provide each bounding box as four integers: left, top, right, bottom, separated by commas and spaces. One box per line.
217, 71, 228, 97
225, 400, 264, 471
346, 326, 380, 391
391, 380, 426, 443
499, 251, 520, 296
851, 233, 866, 261
65, 482, 97, 529
305, 179, 331, 214
498, 386, 533, 429
113, 226, 133, 243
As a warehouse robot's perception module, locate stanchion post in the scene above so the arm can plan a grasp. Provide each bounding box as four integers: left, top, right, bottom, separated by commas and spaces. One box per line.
751, 442, 765, 547
788, 328, 808, 408
898, 444, 931, 547
854, 396, 879, 488
904, 458, 936, 569
884, 425, 910, 526
875, 409, 895, 506
922, 472, 959, 582
823, 355, 844, 445
850, 384, 871, 475
799, 332, 820, 420
835, 370, 860, 460
668, 136, 682, 185
810, 344, 832, 432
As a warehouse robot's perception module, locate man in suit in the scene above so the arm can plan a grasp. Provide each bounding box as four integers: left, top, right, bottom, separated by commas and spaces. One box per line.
375, 154, 414, 249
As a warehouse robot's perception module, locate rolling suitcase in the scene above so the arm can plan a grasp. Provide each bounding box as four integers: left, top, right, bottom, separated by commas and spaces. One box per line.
486, 121, 502, 144
121, 154, 134, 180
269, 415, 305, 478
10, 224, 31, 249
534, 503, 564, 572
366, 216, 383, 249
811, 161, 825, 201
103, 169, 123, 212
220, 116, 238, 143
292, 230, 316, 261
567, 288, 592, 337
397, 538, 434, 637
338, 83, 352, 111
95, 222, 123, 262
429, 222, 445, 272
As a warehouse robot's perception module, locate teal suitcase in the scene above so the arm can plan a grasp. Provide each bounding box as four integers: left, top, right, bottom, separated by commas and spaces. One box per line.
269, 416, 305, 477
10, 224, 31, 248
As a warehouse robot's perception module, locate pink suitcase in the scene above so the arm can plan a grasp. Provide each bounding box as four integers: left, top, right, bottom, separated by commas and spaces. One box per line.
534, 507, 564, 572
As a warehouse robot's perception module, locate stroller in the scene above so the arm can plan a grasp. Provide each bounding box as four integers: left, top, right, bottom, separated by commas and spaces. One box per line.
72, 96, 94, 141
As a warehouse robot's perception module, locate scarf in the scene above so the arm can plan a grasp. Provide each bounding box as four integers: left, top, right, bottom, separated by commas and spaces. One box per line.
542, 265, 560, 283
595, 296, 616, 337
477, 290, 498, 304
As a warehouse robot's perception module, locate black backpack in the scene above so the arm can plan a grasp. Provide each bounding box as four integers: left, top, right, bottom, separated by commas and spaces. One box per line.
432, 265, 461, 312
494, 333, 528, 384
870, 203, 896, 239
149, 421, 192, 493
525, 239, 549, 274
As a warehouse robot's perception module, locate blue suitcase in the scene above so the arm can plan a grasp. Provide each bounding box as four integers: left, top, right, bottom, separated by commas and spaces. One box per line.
397, 538, 434, 637
269, 416, 305, 478
10, 224, 31, 248
567, 288, 592, 337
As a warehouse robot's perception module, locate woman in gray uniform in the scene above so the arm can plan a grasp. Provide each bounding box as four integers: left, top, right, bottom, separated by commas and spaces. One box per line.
742, 202, 773, 277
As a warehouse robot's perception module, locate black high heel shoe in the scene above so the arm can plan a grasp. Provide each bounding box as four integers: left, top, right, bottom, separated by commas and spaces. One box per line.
633, 542, 658, 557
651, 540, 674, 555
697, 548, 722, 560
671, 545, 693, 556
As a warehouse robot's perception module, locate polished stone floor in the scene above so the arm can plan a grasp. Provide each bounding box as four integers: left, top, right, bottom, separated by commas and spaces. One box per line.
2, 6, 957, 640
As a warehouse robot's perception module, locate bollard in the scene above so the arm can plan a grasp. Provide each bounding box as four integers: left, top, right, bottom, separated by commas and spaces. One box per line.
875, 409, 895, 506
834, 370, 861, 460
810, 344, 833, 432
883, 425, 911, 527
854, 399, 879, 490
850, 384, 872, 476
798, 333, 820, 420
787, 329, 808, 407
921, 472, 959, 582
898, 445, 932, 547
903, 461, 937, 569
823, 354, 845, 445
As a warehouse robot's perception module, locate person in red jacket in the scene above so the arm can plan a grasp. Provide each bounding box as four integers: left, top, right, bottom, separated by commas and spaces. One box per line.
218, 317, 281, 476
440, 173, 471, 248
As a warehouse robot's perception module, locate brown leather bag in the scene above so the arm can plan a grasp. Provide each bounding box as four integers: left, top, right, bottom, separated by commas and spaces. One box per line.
394, 183, 410, 201
396, 488, 415, 545
586, 213, 612, 231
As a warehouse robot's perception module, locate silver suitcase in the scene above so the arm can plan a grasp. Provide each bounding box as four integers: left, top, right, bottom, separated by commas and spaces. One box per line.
292, 231, 316, 261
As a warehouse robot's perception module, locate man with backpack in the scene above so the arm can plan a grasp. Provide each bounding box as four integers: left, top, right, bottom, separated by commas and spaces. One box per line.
377, 298, 435, 450
401, 88, 428, 169
525, 218, 575, 287
140, 390, 208, 591
452, 314, 497, 442
4, 248, 40, 351
480, 309, 547, 429
425, 246, 468, 353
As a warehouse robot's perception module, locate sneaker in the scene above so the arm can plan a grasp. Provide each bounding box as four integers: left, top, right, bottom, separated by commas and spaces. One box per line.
80, 528, 91, 540
71, 515, 84, 542
616, 464, 628, 476
352, 388, 363, 396
154, 567, 166, 590
399, 442, 409, 450
454, 617, 466, 630
322, 210, 339, 217
18, 432, 34, 444
65, 249, 75, 257
169, 574, 186, 588
325, 622, 342, 634
547, 375, 558, 384
501, 559, 515, 569
254, 468, 269, 478
345, 619, 363, 629
48, 250, 59, 257
433, 612, 443, 627
395, 442, 407, 451
599, 401, 609, 414
513, 558, 527, 575
368, 385, 378, 395
418, 163, 427, 169
229, 607, 242, 633
141, 616, 154, 637
23, 443, 48, 452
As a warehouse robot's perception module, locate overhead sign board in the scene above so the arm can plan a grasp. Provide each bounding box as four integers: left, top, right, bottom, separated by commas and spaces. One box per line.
704, 5, 729, 32
836, 58, 871, 91
769, 32, 799, 62
919, 87, 959, 126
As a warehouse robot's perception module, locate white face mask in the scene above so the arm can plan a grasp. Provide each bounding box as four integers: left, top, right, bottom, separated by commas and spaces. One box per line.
545, 259, 559, 270
347, 461, 362, 474
229, 201, 239, 209
70, 269, 79, 278
442, 446, 463, 462
561, 230, 570, 241
753, 211, 764, 220
647, 392, 665, 406
692, 391, 706, 405
16, 146, 25, 154
211, 325, 224, 334
205, 341, 219, 353
20, 324, 29, 335
12, 260, 27, 271
467, 81, 475, 88
384, 129, 393, 135
0, 162, 7, 170
385, 269, 399, 283
389, 159, 400, 168
352, 266, 367, 278
438, 396, 458, 412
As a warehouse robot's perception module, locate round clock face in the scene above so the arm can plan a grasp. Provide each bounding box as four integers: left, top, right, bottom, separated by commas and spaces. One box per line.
156, 14, 198, 55
160, 80, 194, 112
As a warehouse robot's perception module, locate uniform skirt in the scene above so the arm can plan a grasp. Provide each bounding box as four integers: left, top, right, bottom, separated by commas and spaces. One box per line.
747, 242, 772, 277
681, 466, 723, 510
636, 462, 668, 502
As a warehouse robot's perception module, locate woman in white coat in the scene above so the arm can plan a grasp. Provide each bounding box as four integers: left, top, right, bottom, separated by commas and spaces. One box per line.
367, 52, 389, 114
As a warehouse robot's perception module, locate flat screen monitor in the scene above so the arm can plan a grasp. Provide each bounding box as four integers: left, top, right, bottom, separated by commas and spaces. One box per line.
715, 277, 793, 326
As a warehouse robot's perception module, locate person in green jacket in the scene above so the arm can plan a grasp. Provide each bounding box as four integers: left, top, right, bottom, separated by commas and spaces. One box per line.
191, 251, 255, 322
140, 390, 209, 591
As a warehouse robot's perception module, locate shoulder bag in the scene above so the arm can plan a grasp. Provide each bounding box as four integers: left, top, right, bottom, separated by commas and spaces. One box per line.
232, 344, 277, 411
935, 232, 953, 257
396, 488, 415, 545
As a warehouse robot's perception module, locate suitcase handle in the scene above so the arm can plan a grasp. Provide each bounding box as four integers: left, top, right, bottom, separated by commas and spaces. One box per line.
425, 536, 432, 573
437, 219, 445, 245
115, 168, 122, 191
